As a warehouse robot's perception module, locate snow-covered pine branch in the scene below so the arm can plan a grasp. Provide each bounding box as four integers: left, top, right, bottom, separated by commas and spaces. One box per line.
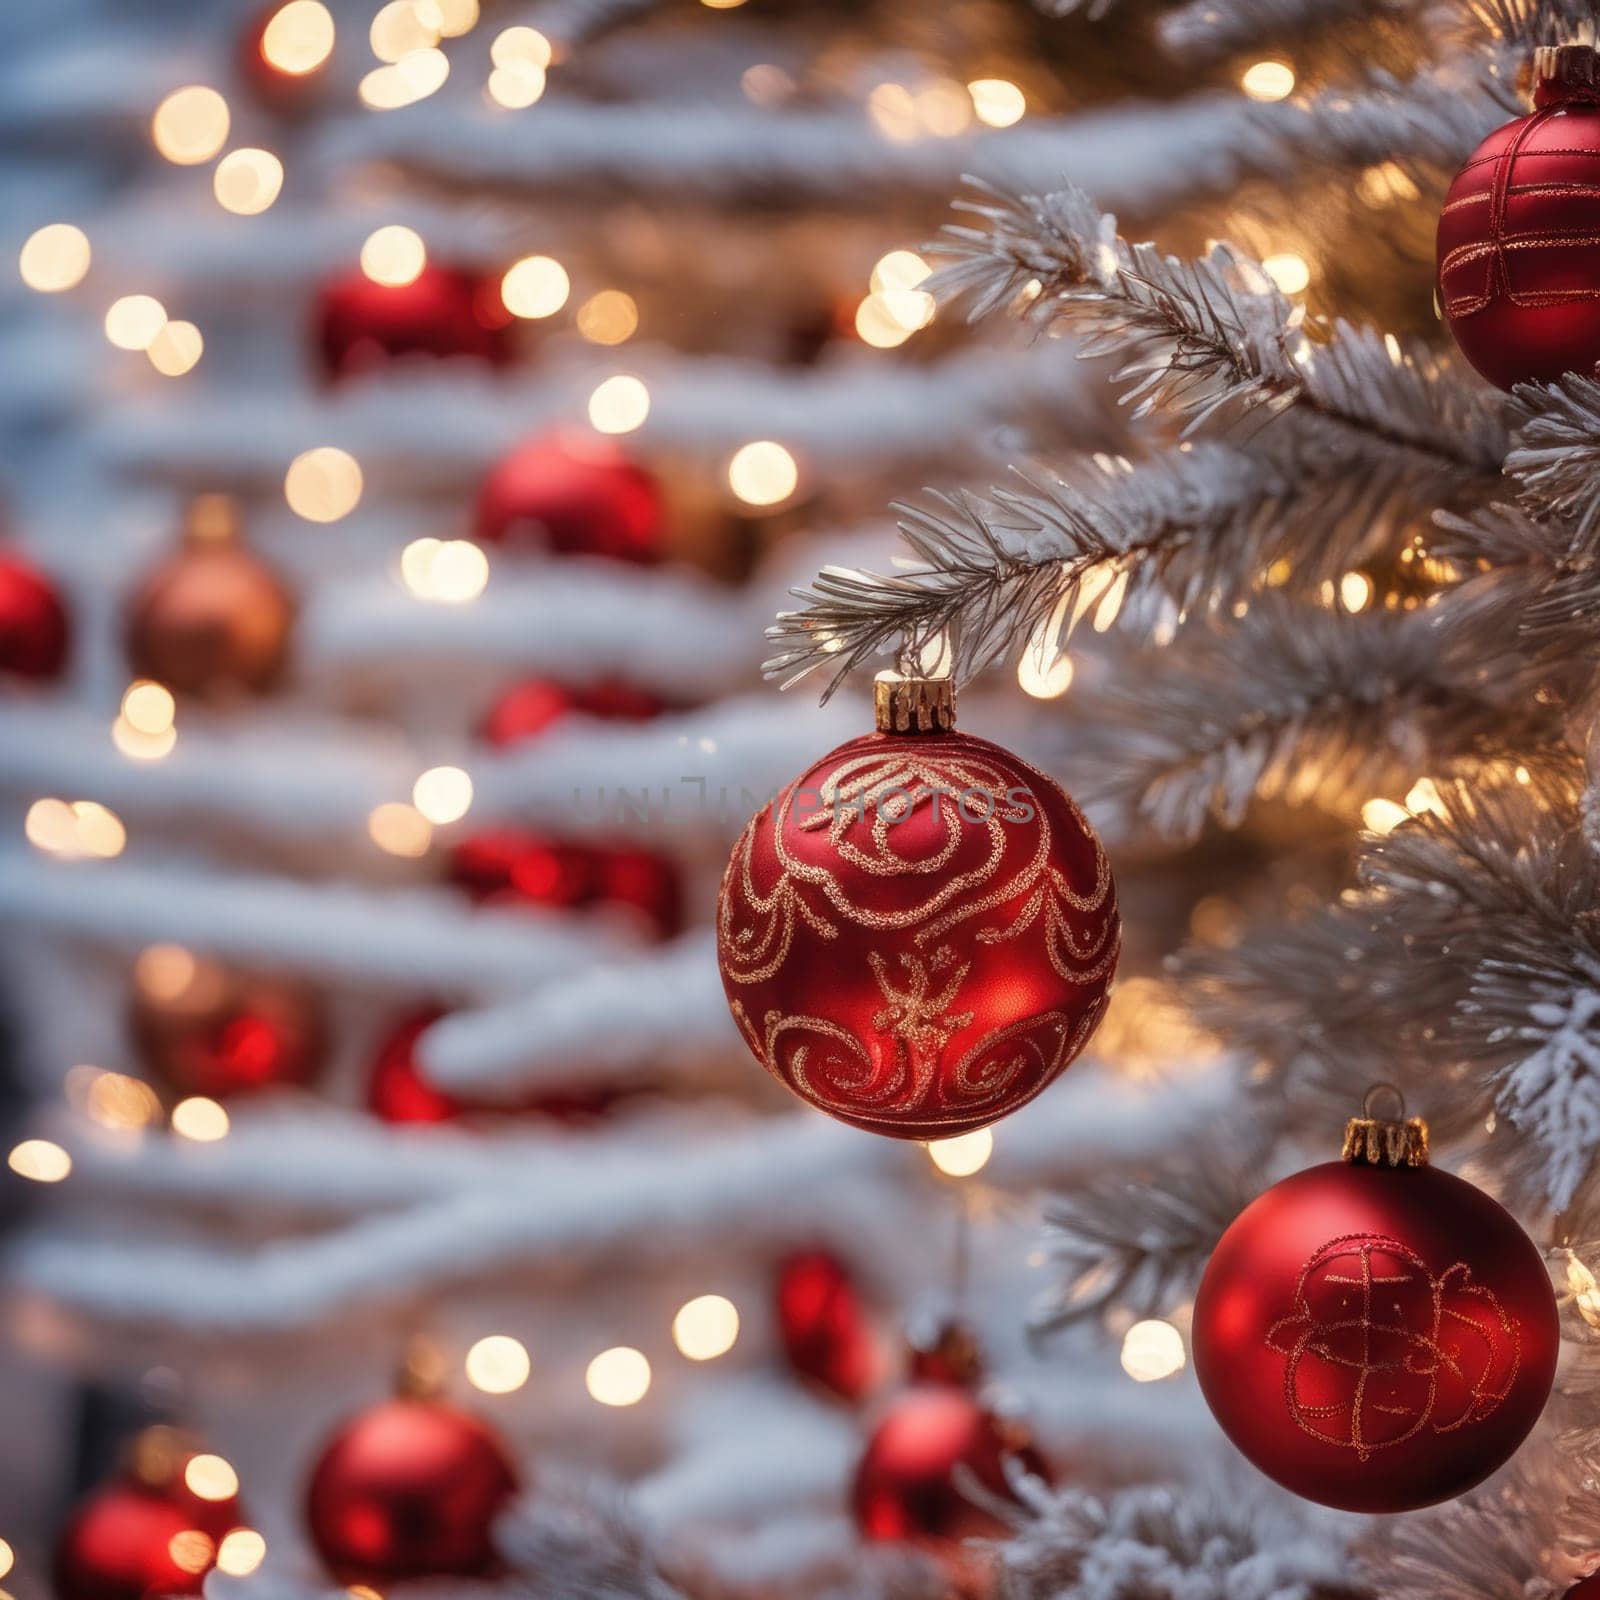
934, 181, 1507, 484
1509, 374, 1600, 542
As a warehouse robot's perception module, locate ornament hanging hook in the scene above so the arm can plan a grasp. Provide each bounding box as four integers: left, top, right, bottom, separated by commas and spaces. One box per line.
1362, 1081, 1407, 1122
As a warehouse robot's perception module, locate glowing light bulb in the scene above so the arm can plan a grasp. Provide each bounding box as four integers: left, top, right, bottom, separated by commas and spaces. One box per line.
501, 255, 569, 318
368, 802, 433, 857
172, 1097, 230, 1142
576, 290, 639, 345
260, 1, 334, 74
465, 1334, 531, 1393
122, 681, 176, 736
855, 295, 912, 348
371, 0, 439, 62
216, 1529, 267, 1577
925, 1128, 994, 1177
146, 321, 204, 377
412, 766, 473, 825
401, 538, 489, 603
1261, 252, 1310, 295
167, 1531, 214, 1575
488, 59, 544, 107
214, 149, 284, 215
672, 1295, 739, 1360
284, 447, 363, 522
728, 441, 798, 507
1241, 60, 1295, 101
184, 1455, 239, 1502
491, 25, 552, 67
8, 1139, 71, 1182
586, 1346, 651, 1406
1018, 644, 1073, 699
588, 375, 650, 434
152, 86, 230, 164
1361, 798, 1409, 835
19, 224, 90, 292
968, 77, 1025, 127
359, 48, 449, 107
1120, 1318, 1186, 1381
361, 225, 426, 286
105, 295, 168, 352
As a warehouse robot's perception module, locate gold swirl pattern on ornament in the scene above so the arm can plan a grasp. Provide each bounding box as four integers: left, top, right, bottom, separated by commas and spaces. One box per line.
948, 1005, 1095, 1105
718, 812, 839, 985
1265, 1233, 1519, 1462
765, 1011, 882, 1112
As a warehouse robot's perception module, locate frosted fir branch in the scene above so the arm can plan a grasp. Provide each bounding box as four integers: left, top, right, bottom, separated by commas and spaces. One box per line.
984, 1476, 1354, 1600
1031, 1144, 1263, 1335
1160, 0, 1391, 62
935, 182, 1507, 479
1063, 597, 1516, 844
1509, 374, 1600, 543
1458, 0, 1600, 48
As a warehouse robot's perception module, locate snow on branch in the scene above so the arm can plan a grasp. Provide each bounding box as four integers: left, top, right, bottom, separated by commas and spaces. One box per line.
984, 1476, 1353, 1600
935, 181, 1507, 481
1509, 374, 1600, 543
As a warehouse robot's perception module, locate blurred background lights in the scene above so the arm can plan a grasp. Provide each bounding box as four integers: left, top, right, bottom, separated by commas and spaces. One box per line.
501, 255, 569, 318
491, 25, 552, 67
925, 1127, 994, 1177
426, 0, 481, 34
1018, 643, 1073, 699
172, 1096, 230, 1142
285, 446, 363, 522
8, 1139, 71, 1183
672, 1294, 739, 1360
259, 1, 335, 74
145, 320, 204, 377
701, 0, 749, 7
728, 441, 798, 506
122, 681, 176, 736
359, 48, 449, 109
371, 0, 438, 62
19, 224, 90, 292
1241, 59, 1295, 100
151, 86, 230, 165
26, 798, 126, 860
368, 801, 433, 857
184, 1454, 239, 1502
214, 149, 284, 215
588, 375, 650, 434
401, 538, 489, 602
586, 1346, 651, 1406
1361, 797, 1409, 835
168, 1531, 214, 1575
867, 82, 918, 141
915, 79, 973, 136
135, 944, 197, 1002
215, 1528, 267, 1577
465, 1334, 531, 1394
412, 765, 473, 825
1339, 570, 1373, 611
577, 290, 638, 345
105, 295, 168, 352
81, 1070, 162, 1132
968, 77, 1026, 127
488, 58, 545, 107
855, 295, 913, 348
1120, 1318, 1187, 1381
1262, 251, 1311, 294
0, 1538, 12, 1579
361, 225, 425, 286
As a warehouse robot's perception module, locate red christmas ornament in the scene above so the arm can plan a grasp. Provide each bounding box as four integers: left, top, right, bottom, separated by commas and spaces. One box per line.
130, 946, 326, 1100
1438, 43, 1600, 388
474, 433, 664, 563
1192, 1097, 1559, 1513
315, 264, 513, 383
717, 676, 1118, 1139
1568, 1577, 1600, 1598
305, 1395, 520, 1585
481, 675, 669, 748
124, 497, 294, 700
0, 548, 68, 681
775, 1248, 879, 1402
852, 1384, 1045, 1550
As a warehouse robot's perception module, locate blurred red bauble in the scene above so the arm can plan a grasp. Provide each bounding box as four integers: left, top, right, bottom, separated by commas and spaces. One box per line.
305, 1396, 520, 1585
238, 1, 335, 107
717, 679, 1117, 1139
775, 1248, 878, 1403
1568, 1577, 1600, 1598
906, 1316, 984, 1389
0, 548, 68, 680
315, 264, 513, 382
1438, 44, 1600, 388
367, 1007, 626, 1126
481, 675, 668, 747
1192, 1108, 1559, 1513
852, 1385, 1045, 1550
130, 945, 326, 1100
474, 434, 664, 563
124, 497, 294, 701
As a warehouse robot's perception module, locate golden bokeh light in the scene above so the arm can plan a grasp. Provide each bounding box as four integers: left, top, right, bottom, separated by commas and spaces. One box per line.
172, 1096, 230, 1142
465, 1334, 531, 1394
359, 48, 449, 108
1339, 570, 1373, 612
428, 0, 481, 35
488, 59, 546, 108
167, 1531, 215, 1575
1018, 642, 1073, 699
867, 82, 918, 141
83, 1070, 163, 1133
501, 255, 569, 318
146, 320, 204, 377
8, 1139, 72, 1183
105, 295, 169, 352
152, 86, 230, 165
19, 224, 91, 292
184, 1454, 240, 1502
491, 26, 552, 67
576, 290, 639, 345
400, 538, 489, 602
1120, 1318, 1186, 1381
360, 224, 426, 286
925, 1128, 994, 1177
968, 77, 1026, 127
26, 798, 126, 859
368, 801, 434, 857
672, 1295, 739, 1360
586, 1346, 651, 1406
134, 943, 197, 1003
1361, 797, 1409, 835
588, 375, 650, 435
113, 717, 177, 761
412, 765, 473, 825
1261, 251, 1310, 295
216, 1528, 267, 1577
0, 1539, 12, 1580
728, 441, 798, 507
371, 0, 439, 62
214, 149, 285, 215
855, 296, 911, 349
1240, 60, 1295, 101
122, 680, 176, 736
701, 0, 749, 7
284, 446, 363, 523
260, 2, 335, 74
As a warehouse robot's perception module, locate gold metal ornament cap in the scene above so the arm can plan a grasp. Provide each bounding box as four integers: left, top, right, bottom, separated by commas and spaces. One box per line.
874, 672, 956, 735
1342, 1083, 1430, 1168
1534, 43, 1600, 105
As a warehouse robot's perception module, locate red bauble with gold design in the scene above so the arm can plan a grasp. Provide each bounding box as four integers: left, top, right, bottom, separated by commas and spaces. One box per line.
0, 549, 68, 681
852, 1384, 1045, 1553
315, 265, 513, 382
1438, 44, 1600, 389
1192, 1102, 1558, 1513
475, 434, 663, 563
775, 1248, 879, 1402
717, 678, 1117, 1139
305, 1396, 520, 1585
